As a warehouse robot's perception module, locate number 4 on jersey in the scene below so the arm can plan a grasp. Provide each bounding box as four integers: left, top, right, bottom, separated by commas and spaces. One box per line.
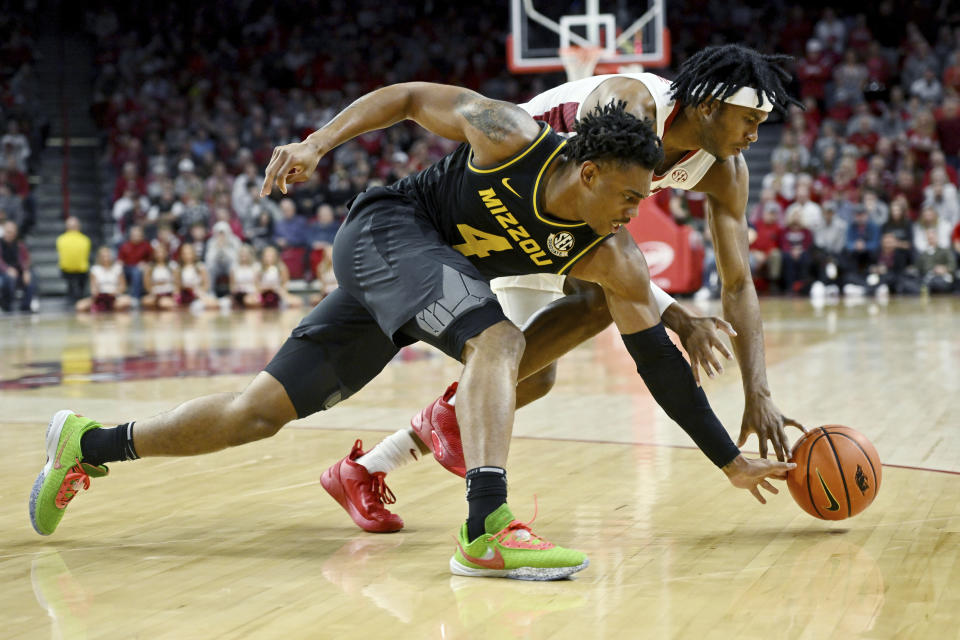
453, 223, 511, 258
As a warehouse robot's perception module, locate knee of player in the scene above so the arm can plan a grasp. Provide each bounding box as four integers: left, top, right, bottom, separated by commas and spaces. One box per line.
228, 394, 289, 442
469, 320, 526, 363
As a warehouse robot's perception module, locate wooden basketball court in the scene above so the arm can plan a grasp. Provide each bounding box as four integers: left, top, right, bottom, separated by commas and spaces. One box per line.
1, 296, 959, 639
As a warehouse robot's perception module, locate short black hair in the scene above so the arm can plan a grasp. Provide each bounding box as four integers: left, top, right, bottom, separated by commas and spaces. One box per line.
670, 44, 802, 113
567, 101, 663, 170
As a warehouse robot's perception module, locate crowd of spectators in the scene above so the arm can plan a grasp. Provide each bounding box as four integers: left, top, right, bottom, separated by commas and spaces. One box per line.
668, 3, 960, 300
23, 1, 960, 312
0, 14, 44, 312
78, 0, 541, 313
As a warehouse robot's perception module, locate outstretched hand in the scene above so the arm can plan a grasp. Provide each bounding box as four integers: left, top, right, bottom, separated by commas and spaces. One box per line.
737, 395, 806, 462
260, 140, 323, 197
675, 315, 737, 385
722, 454, 796, 504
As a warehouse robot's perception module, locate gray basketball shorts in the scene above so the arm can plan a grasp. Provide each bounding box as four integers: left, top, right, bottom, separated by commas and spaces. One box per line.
264, 189, 508, 418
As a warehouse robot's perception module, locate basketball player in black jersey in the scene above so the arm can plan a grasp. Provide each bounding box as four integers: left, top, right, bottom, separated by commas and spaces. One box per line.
331, 46, 810, 535
30, 82, 793, 580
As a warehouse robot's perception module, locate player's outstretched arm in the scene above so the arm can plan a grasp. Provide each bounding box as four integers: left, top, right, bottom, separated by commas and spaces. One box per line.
261, 82, 539, 196
702, 157, 805, 461
569, 230, 794, 501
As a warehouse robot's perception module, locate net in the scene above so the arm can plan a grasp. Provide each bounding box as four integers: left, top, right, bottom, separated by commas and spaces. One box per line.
559, 46, 604, 81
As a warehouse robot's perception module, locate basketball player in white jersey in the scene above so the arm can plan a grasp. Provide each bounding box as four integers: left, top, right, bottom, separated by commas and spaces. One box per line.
324, 44, 808, 532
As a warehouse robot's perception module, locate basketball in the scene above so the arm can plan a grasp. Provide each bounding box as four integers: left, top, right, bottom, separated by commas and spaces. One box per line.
787, 426, 882, 520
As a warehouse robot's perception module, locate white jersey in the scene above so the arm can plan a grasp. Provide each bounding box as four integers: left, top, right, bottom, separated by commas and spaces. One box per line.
180, 263, 203, 291
260, 264, 282, 291
91, 263, 123, 295
494, 73, 693, 309
232, 263, 260, 294
518, 72, 717, 193
149, 263, 175, 295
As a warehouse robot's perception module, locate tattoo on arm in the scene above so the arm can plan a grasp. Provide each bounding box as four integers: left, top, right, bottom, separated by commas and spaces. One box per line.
457, 95, 513, 142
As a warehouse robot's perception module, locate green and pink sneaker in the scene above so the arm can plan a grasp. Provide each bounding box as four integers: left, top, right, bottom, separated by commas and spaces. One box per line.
450, 503, 588, 581
29, 410, 108, 536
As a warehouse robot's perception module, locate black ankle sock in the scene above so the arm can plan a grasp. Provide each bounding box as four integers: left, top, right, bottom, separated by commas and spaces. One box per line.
465, 467, 507, 541
80, 422, 139, 466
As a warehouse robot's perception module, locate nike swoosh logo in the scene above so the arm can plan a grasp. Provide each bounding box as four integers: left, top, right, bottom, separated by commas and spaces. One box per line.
53, 431, 70, 470
501, 177, 522, 199
456, 539, 505, 570
816, 469, 840, 512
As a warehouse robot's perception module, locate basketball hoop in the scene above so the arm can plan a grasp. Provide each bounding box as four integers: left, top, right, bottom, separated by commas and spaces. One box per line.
559, 46, 604, 81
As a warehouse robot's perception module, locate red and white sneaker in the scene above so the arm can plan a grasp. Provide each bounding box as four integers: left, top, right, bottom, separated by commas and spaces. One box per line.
410, 382, 466, 478
321, 440, 404, 533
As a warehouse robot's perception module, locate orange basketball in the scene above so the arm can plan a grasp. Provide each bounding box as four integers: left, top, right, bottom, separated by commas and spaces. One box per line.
787, 425, 882, 520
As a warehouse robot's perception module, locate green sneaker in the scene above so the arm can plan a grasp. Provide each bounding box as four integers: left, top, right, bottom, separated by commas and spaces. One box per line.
29, 411, 109, 536
450, 503, 588, 581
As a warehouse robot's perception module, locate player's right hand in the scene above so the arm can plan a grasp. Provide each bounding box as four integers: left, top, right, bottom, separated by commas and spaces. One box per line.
721, 454, 795, 504
260, 140, 323, 197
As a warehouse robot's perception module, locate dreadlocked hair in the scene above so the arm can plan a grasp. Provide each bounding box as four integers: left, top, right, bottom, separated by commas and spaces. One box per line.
670, 44, 802, 113
566, 101, 663, 170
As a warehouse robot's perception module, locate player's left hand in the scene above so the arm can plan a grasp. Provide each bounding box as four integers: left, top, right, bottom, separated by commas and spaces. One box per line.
737, 394, 806, 462
260, 140, 323, 197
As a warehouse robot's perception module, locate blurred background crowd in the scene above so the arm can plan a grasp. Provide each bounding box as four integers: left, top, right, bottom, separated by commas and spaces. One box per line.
1, 0, 959, 313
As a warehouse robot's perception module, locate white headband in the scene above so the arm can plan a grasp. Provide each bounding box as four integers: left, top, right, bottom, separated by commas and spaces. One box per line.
720, 86, 774, 112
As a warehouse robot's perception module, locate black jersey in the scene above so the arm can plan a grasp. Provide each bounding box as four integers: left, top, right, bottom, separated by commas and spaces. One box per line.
387, 123, 609, 280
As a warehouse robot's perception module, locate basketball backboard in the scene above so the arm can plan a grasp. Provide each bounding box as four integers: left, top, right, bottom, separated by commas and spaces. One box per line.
508, 0, 670, 74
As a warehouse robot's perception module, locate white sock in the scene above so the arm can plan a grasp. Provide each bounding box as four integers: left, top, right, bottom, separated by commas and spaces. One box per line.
356, 429, 422, 474
448, 391, 456, 406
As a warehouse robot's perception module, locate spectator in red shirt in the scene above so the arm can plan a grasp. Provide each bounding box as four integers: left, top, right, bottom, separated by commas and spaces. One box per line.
934, 95, 960, 168
113, 161, 145, 202
863, 41, 892, 91
906, 110, 940, 170
891, 168, 925, 213
749, 204, 784, 291
795, 39, 833, 107
846, 14, 873, 55
787, 108, 816, 150
117, 224, 153, 300
780, 210, 815, 293
941, 50, 960, 95
848, 114, 879, 155
777, 6, 813, 57
0, 157, 29, 197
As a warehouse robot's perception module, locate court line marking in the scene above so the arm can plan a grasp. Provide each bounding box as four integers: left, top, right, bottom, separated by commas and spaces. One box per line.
285, 425, 960, 477
6, 419, 959, 476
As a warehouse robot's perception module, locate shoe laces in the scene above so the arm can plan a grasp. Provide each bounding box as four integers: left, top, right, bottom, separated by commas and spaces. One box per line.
370, 472, 396, 506
55, 459, 93, 509
493, 497, 554, 550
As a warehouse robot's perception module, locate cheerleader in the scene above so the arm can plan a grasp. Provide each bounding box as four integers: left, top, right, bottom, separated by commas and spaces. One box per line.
76, 247, 133, 312
141, 243, 176, 310
258, 245, 301, 309
230, 244, 261, 308
176, 243, 218, 310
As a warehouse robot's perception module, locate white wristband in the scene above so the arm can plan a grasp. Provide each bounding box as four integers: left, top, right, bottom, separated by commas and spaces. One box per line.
651, 281, 676, 316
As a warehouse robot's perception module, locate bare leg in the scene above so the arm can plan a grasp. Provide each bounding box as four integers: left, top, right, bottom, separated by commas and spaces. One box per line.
456, 321, 525, 470
513, 278, 612, 405
133, 371, 298, 456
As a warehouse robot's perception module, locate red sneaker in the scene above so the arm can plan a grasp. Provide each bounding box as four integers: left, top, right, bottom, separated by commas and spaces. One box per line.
410, 382, 466, 478
321, 440, 404, 533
